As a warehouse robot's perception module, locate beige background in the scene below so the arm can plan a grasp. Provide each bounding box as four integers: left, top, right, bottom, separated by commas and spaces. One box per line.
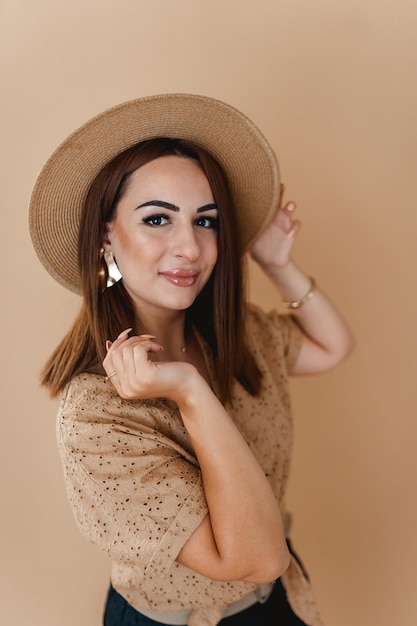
1, 1, 416, 624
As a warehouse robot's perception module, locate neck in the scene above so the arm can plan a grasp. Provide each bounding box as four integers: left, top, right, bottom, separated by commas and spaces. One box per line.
134, 309, 188, 356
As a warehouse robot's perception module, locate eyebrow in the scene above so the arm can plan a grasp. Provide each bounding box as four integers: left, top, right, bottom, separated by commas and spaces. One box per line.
136, 200, 218, 213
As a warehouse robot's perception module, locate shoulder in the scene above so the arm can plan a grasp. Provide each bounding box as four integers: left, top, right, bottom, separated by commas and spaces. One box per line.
245, 302, 303, 369
246, 302, 300, 341
57, 372, 195, 459
59, 372, 114, 414
58, 372, 174, 427
57, 372, 124, 442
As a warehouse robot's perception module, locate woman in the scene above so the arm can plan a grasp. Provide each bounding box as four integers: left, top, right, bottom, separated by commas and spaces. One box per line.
29, 94, 353, 626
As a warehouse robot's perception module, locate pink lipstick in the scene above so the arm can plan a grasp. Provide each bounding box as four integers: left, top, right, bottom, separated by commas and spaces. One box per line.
159, 269, 198, 287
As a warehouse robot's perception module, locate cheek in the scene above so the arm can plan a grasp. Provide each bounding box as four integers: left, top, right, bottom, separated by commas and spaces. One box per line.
113, 235, 167, 282
108, 228, 137, 269
110, 223, 146, 258
197, 228, 218, 260
208, 237, 219, 266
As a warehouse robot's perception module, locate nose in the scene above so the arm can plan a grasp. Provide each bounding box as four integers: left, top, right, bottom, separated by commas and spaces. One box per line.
171, 223, 200, 262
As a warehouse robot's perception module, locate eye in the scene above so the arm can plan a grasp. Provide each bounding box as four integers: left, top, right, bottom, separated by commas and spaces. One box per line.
195, 216, 219, 229
142, 214, 170, 227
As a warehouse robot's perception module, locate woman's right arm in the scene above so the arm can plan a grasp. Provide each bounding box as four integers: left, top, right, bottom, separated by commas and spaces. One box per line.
174, 374, 290, 583
103, 332, 290, 584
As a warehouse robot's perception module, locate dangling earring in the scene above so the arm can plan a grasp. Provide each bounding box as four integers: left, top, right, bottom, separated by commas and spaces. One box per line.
98, 248, 108, 293
99, 248, 122, 292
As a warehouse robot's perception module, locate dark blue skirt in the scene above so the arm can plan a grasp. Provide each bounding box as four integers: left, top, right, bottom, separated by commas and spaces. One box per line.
103, 578, 307, 625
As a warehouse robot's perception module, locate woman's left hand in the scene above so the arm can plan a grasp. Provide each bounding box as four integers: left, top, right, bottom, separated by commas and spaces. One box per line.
249, 186, 301, 269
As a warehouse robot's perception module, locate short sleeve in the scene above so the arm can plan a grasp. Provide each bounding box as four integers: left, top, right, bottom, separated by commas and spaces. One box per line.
56, 374, 208, 573
246, 304, 303, 374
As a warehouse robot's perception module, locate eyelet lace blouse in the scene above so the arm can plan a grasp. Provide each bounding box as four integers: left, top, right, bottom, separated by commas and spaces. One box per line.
56, 304, 324, 626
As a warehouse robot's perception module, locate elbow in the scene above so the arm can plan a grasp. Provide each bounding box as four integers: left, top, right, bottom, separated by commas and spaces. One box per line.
243, 543, 291, 584
292, 329, 355, 376
261, 547, 291, 583
334, 331, 355, 365
266, 543, 291, 582
321, 331, 355, 372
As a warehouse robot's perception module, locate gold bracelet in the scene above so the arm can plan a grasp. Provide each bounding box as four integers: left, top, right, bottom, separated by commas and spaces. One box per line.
285, 278, 316, 309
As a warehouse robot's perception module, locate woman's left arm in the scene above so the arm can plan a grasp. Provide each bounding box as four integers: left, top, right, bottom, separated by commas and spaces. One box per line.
250, 193, 354, 376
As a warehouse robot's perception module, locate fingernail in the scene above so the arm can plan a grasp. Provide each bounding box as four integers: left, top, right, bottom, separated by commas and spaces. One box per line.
286, 202, 296, 212
105, 340, 112, 351
139, 334, 157, 339
286, 221, 300, 239
117, 328, 132, 339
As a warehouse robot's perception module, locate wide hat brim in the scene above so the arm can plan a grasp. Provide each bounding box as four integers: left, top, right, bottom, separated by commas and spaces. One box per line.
29, 93, 280, 294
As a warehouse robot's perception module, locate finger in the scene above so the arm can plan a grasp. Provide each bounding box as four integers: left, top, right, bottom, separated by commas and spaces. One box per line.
109, 336, 163, 362
103, 331, 133, 379
104, 333, 163, 386
104, 328, 137, 366
286, 219, 301, 239
112, 337, 162, 375
276, 208, 292, 231
283, 201, 296, 215
106, 328, 132, 353
104, 370, 118, 383
114, 327, 132, 341
130, 335, 164, 352
103, 350, 118, 382
117, 341, 138, 379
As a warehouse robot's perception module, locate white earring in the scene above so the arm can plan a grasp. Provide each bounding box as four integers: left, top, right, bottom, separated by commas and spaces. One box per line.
99, 248, 122, 290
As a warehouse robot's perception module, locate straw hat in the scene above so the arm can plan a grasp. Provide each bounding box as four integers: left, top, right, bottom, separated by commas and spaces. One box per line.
29, 93, 280, 294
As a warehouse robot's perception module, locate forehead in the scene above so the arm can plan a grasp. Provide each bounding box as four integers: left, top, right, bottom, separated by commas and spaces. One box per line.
124, 155, 214, 202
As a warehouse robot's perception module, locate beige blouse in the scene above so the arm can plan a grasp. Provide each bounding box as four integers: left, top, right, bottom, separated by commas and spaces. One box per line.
56, 304, 324, 626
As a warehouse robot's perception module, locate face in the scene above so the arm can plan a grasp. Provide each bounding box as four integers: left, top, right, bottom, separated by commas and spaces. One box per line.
103, 155, 218, 319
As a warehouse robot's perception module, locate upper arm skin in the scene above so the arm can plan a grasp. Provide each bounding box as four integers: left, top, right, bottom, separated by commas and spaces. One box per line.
176, 515, 288, 584
290, 332, 354, 376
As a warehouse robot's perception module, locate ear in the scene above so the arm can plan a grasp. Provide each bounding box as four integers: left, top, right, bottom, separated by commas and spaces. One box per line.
101, 222, 113, 250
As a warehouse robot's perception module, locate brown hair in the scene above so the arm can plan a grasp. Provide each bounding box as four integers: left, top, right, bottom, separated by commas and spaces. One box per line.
41, 139, 262, 403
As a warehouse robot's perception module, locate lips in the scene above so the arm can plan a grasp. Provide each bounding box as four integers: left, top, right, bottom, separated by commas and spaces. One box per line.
159, 269, 199, 287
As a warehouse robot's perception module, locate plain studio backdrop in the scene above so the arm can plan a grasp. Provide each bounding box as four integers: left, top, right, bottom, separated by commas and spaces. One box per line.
1, 1, 416, 625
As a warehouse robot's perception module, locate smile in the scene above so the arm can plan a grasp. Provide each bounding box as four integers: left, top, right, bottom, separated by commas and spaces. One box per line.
159, 269, 199, 287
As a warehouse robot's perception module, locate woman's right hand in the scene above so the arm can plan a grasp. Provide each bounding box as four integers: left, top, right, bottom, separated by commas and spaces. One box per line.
103, 328, 198, 403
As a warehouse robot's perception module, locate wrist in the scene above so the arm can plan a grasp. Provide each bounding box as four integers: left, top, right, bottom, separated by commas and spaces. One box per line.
262, 261, 316, 305
284, 277, 316, 309
170, 366, 209, 411
258, 256, 293, 274
262, 259, 299, 286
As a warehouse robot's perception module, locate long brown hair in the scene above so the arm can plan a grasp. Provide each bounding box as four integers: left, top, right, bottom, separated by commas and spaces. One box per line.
41, 139, 262, 403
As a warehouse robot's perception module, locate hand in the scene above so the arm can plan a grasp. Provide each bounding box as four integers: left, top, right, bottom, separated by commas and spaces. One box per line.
249, 185, 301, 269
103, 329, 197, 402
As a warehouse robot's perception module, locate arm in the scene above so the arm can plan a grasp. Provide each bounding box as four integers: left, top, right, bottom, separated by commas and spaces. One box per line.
103, 333, 290, 584
250, 191, 354, 375
175, 375, 290, 583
